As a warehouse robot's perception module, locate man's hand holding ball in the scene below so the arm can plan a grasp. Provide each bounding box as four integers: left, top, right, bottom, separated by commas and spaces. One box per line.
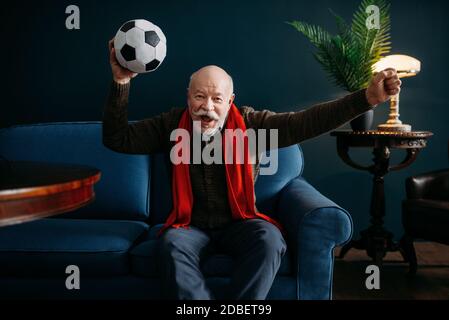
109, 39, 137, 85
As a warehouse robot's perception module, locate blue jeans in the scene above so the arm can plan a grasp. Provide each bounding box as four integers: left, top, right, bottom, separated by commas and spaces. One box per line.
157, 219, 287, 300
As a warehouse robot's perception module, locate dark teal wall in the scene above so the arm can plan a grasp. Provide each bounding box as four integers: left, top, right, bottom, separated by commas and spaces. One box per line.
1, 0, 448, 238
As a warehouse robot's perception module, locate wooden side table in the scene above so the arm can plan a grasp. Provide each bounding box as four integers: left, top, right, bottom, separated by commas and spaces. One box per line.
330, 130, 433, 265
0, 161, 101, 227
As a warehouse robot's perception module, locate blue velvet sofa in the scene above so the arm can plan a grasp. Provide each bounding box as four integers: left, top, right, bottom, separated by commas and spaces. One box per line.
0, 122, 352, 300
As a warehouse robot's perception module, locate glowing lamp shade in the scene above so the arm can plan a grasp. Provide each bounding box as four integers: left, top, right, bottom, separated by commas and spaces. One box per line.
372, 54, 421, 132
373, 54, 421, 78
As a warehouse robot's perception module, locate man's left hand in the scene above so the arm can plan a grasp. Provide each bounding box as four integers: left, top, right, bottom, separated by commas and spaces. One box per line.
365, 68, 402, 106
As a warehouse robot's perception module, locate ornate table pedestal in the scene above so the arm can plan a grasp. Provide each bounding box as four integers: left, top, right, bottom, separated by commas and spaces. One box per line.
330, 130, 433, 265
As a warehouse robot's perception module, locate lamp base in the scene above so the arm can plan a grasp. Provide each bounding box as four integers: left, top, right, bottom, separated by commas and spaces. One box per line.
377, 123, 412, 132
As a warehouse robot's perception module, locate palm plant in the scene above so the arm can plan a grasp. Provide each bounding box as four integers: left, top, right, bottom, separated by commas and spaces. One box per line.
287, 0, 391, 93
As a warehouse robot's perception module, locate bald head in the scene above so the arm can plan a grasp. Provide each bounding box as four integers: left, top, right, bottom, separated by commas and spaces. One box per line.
188, 65, 234, 97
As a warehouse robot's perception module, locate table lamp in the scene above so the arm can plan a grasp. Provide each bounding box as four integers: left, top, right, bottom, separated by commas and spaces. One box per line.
372, 54, 421, 132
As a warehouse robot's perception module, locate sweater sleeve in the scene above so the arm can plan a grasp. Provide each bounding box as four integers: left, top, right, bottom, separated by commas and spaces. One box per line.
244, 88, 375, 148
102, 81, 173, 154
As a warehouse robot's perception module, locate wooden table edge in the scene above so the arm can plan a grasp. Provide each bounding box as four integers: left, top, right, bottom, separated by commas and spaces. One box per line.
0, 172, 101, 201
0, 186, 97, 227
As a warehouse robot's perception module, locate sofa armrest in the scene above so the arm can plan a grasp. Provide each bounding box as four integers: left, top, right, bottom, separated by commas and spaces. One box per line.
277, 177, 352, 300
406, 169, 449, 201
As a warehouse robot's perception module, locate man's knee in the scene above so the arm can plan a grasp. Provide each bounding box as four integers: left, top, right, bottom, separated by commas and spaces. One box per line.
249, 220, 287, 257
158, 227, 209, 258
158, 229, 189, 259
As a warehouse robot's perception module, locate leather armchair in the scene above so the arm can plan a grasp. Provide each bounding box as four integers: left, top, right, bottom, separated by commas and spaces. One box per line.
400, 140, 449, 274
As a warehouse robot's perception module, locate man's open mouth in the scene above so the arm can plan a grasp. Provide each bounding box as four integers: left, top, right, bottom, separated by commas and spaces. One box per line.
201, 115, 213, 123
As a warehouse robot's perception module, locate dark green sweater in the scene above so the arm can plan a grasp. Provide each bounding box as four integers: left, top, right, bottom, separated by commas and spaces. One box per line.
102, 81, 373, 229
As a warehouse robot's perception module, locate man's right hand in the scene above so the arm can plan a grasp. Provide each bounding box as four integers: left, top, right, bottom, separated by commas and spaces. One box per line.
109, 38, 138, 84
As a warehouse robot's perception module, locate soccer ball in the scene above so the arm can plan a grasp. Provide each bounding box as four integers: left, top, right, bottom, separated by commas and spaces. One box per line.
114, 19, 167, 73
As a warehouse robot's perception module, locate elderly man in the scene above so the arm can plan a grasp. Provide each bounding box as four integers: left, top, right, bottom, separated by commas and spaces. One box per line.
103, 40, 401, 300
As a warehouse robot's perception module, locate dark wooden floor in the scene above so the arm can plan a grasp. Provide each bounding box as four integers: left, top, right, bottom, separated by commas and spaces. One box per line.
333, 242, 449, 299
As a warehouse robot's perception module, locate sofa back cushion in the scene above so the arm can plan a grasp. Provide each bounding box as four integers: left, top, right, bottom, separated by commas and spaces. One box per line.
149, 153, 172, 225
150, 144, 303, 225
0, 122, 150, 221
255, 144, 304, 214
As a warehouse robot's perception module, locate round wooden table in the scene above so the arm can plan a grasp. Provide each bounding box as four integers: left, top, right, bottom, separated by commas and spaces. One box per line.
0, 161, 101, 227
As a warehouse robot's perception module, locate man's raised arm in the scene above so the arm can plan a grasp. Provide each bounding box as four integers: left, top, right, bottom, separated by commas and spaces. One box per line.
102, 39, 168, 155
246, 69, 401, 148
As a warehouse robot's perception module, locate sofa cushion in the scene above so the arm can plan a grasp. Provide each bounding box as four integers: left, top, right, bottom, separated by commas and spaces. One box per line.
0, 218, 149, 277
149, 153, 172, 225
0, 122, 151, 221
254, 145, 303, 214
130, 224, 292, 277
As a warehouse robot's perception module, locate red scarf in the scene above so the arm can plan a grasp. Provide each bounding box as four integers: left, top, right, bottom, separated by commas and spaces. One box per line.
158, 104, 283, 235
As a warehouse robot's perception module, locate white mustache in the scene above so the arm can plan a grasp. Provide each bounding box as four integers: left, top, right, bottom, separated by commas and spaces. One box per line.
192, 108, 220, 121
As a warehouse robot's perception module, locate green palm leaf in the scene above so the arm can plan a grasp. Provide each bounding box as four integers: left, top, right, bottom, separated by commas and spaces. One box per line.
287, 0, 391, 92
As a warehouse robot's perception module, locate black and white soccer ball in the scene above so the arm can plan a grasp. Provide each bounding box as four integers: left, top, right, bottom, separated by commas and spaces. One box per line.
114, 19, 167, 73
